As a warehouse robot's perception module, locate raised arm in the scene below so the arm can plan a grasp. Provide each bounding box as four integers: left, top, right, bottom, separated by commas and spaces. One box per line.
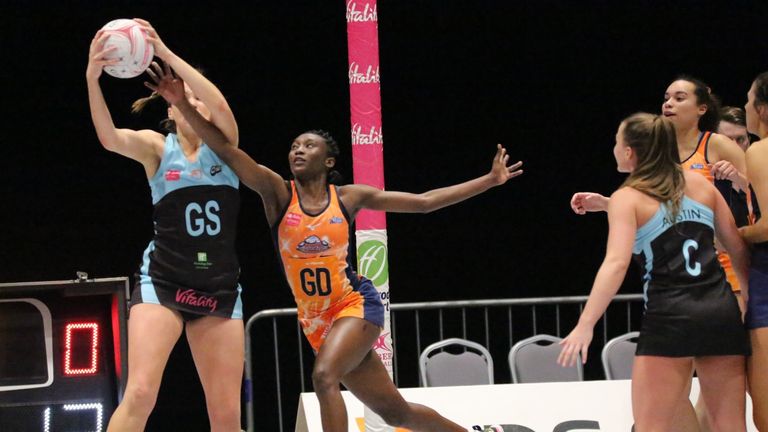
213, 147, 289, 224
134, 18, 238, 148
558, 188, 636, 367
85, 30, 163, 175
740, 140, 768, 244
170, 90, 288, 222
141, 58, 289, 223
340, 144, 522, 214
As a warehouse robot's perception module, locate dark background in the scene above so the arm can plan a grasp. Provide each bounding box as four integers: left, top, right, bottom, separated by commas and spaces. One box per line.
3, 0, 768, 430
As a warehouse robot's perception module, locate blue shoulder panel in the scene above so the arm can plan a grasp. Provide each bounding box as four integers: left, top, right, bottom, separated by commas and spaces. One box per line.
148, 134, 239, 204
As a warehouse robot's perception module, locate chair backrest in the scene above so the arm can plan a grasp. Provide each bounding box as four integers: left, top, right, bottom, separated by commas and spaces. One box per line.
508, 334, 583, 383
601, 331, 639, 380
419, 338, 494, 387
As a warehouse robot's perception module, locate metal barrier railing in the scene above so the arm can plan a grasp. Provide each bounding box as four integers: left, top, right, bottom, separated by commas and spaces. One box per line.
244, 294, 645, 432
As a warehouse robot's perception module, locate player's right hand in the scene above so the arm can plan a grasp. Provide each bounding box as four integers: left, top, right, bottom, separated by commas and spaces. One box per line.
86, 30, 118, 81
570, 192, 609, 215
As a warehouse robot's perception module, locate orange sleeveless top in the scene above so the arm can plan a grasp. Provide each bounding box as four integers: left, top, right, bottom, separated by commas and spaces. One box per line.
681, 131, 713, 182
273, 182, 358, 319
681, 132, 744, 291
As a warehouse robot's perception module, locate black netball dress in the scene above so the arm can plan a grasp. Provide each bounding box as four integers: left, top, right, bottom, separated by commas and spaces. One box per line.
130, 133, 242, 320
633, 196, 749, 356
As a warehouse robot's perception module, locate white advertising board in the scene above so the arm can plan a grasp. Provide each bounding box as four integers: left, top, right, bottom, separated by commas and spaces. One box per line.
296, 379, 756, 431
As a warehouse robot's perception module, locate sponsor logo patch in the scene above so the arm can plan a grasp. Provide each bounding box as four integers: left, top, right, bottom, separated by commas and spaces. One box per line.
175, 288, 218, 312
165, 169, 181, 181
194, 251, 213, 269
286, 212, 302, 226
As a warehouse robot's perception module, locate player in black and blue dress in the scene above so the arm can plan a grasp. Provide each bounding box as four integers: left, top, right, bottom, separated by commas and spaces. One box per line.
87, 19, 244, 431
132, 131, 242, 320
559, 113, 749, 431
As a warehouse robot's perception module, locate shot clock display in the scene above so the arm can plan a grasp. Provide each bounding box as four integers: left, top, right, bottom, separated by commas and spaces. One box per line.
0, 277, 129, 431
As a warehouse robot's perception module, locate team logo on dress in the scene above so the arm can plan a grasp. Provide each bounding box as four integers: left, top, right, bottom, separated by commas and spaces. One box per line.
330, 216, 343, 224
190, 168, 203, 179
286, 212, 302, 226
690, 163, 705, 169
297, 235, 330, 253
165, 169, 181, 181
210, 165, 222, 176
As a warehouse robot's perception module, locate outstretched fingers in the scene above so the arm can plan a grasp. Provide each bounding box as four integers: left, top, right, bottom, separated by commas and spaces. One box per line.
145, 63, 160, 82
490, 144, 524, 182
162, 60, 173, 78
143, 62, 163, 92
507, 160, 523, 179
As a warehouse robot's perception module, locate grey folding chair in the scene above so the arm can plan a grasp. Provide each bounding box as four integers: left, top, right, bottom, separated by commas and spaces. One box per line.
419, 338, 494, 387
508, 334, 583, 383
601, 331, 639, 380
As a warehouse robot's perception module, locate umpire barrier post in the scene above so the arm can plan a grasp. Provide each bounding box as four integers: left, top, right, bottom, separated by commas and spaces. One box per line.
244, 294, 644, 432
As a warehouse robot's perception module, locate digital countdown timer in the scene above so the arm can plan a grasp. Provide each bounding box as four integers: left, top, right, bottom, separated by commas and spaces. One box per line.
0, 276, 128, 431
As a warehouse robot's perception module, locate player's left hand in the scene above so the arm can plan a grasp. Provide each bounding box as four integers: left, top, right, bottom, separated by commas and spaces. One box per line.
133, 18, 172, 60
490, 144, 523, 185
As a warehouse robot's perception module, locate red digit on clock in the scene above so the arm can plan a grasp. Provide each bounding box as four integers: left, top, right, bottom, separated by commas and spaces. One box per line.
63, 322, 99, 375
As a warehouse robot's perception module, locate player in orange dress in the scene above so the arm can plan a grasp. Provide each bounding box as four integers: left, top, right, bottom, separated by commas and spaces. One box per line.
154, 69, 523, 429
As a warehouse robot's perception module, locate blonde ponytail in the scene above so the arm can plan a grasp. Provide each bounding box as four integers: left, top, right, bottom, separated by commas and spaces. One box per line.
131, 92, 162, 113
621, 113, 686, 222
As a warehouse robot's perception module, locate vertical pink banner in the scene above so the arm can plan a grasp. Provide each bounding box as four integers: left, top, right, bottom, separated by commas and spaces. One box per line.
347, 3, 395, 429
347, 0, 386, 231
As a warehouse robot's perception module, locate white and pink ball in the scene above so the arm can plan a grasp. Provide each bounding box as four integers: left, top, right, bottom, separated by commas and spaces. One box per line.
100, 19, 154, 79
